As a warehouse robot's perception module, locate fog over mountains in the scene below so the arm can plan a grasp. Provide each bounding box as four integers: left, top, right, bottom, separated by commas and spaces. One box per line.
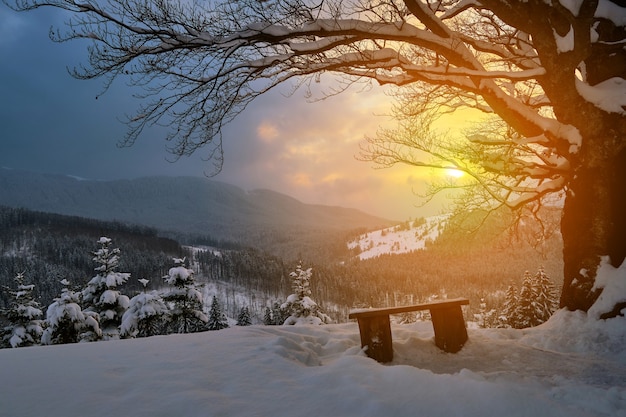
0, 169, 393, 256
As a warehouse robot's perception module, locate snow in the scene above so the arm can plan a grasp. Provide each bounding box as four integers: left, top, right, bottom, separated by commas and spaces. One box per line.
166, 266, 193, 282
348, 216, 447, 260
595, 0, 626, 26
1, 310, 625, 417
554, 26, 575, 53
589, 257, 626, 320
576, 77, 626, 115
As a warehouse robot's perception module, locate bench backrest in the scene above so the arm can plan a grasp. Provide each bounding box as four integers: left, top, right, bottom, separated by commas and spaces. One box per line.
348, 298, 469, 319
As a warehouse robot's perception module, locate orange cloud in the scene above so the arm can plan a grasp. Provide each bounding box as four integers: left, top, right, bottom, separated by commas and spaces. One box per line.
256, 121, 279, 143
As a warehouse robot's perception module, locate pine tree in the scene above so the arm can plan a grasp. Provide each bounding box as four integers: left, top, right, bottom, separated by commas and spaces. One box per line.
474, 297, 498, 329
42, 279, 101, 345
161, 258, 207, 333
120, 279, 169, 338
236, 306, 252, 326
517, 271, 539, 328
207, 296, 229, 330
502, 284, 521, 329
1, 272, 43, 348
82, 237, 130, 340
263, 307, 273, 325
271, 302, 287, 325
533, 266, 559, 324
281, 263, 331, 325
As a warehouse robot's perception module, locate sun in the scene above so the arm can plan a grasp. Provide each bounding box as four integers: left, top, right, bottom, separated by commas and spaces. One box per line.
446, 168, 465, 178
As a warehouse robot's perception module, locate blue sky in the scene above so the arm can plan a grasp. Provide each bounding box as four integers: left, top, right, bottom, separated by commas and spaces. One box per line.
0, 5, 450, 220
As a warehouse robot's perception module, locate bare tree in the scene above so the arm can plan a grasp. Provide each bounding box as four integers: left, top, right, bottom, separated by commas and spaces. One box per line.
5, 0, 626, 315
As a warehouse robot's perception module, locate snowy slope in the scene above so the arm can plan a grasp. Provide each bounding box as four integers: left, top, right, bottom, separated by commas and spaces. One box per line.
1, 310, 625, 417
348, 215, 448, 260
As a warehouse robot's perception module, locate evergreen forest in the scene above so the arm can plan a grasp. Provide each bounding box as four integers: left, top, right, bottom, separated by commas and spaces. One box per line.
0, 205, 562, 348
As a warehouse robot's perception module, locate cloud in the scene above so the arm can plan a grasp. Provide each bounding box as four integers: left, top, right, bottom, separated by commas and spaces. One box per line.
256, 121, 279, 143
1, 7, 446, 220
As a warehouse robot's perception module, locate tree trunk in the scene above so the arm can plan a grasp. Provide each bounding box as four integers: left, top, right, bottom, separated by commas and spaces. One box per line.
560, 147, 626, 315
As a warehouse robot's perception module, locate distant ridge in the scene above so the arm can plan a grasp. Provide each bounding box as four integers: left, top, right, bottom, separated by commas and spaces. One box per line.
0, 169, 392, 256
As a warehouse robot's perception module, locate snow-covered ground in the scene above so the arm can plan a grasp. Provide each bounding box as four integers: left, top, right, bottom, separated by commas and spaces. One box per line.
1, 309, 625, 417
348, 215, 447, 260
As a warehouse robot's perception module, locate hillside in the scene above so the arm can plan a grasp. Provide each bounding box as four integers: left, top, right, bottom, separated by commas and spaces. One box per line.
0, 169, 392, 260
348, 215, 448, 260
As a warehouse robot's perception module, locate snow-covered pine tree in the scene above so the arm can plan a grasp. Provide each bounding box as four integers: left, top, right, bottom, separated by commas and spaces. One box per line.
271, 301, 287, 325
42, 279, 101, 345
120, 279, 169, 338
82, 237, 130, 340
281, 263, 331, 325
501, 284, 521, 329
161, 258, 207, 333
474, 297, 499, 329
236, 306, 252, 326
0, 272, 43, 348
533, 266, 559, 325
517, 270, 541, 328
263, 307, 273, 325
207, 296, 229, 330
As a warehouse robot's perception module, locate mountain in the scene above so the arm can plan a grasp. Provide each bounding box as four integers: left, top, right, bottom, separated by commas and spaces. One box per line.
0, 169, 393, 259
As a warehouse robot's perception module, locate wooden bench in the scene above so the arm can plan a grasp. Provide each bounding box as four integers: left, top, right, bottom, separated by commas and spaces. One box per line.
348, 298, 470, 363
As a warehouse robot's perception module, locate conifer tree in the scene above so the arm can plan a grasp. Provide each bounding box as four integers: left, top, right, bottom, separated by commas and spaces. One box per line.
1, 272, 43, 348
82, 237, 130, 340
502, 284, 522, 329
533, 266, 559, 325
236, 306, 252, 326
475, 297, 498, 329
42, 279, 101, 345
281, 263, 331, 325
162, 258, 207, 333
271, 302, 287, 326
120, 279, 169, 338
207, 296, 229, 331
263, 307, 273, 326
517, 271, 539, 328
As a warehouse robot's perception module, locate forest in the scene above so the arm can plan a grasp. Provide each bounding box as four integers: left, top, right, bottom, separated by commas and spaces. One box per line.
0, 204, 562, 348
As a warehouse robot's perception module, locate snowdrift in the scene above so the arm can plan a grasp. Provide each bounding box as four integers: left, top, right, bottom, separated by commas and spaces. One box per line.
1, 310, 625, 417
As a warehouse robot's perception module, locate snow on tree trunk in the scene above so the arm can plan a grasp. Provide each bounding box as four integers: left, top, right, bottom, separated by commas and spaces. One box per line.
560, 147, 626, 316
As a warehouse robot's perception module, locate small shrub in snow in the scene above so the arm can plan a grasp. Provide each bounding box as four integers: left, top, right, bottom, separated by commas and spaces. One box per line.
281, 263, 331, 325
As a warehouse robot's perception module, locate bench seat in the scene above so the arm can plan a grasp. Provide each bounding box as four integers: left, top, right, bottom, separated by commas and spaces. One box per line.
348, 298, 469, 362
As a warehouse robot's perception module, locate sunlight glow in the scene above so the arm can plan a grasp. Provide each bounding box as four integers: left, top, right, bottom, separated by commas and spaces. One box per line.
446, 168, 465, 178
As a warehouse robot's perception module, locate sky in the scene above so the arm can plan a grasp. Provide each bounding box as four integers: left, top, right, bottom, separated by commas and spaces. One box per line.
0, 5, 470, 220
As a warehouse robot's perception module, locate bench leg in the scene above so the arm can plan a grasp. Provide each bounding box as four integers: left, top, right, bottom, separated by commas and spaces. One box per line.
430, 306, 468, 353
356, 315, 393, 363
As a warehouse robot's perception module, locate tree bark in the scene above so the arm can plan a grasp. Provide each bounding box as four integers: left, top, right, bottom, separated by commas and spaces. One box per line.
560, 146, 626, 314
